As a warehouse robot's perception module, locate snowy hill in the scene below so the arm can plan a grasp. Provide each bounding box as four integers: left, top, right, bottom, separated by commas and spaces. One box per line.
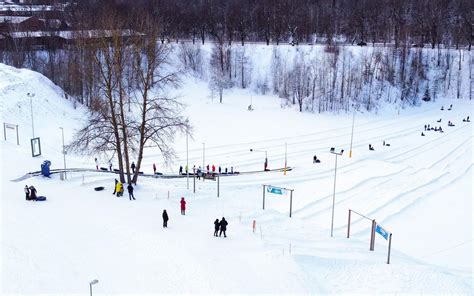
1, 63, 473, 294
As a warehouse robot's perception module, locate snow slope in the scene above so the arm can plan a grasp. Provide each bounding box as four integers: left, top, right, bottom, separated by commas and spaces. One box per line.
1, 63, 473, 294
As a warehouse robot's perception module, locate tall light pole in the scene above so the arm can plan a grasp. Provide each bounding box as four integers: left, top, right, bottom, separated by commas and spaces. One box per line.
349, 109, 356, 158
330, 147, 344, 237
250, 148, 268, 171
186, 119, 189, 189
89, 279, 99, 296
27, 92, 35, 138
59, 127, 67, 180
202, 142, 205, 172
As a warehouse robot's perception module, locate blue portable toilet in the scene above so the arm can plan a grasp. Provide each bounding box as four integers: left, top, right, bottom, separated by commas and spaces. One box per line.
41, 160, 51, 177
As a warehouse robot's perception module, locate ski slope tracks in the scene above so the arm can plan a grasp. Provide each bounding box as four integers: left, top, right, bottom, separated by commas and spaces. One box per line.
0, 63, 473, 294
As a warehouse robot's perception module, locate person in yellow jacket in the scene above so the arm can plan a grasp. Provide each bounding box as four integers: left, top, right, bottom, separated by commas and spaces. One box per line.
115, 180, 123, 197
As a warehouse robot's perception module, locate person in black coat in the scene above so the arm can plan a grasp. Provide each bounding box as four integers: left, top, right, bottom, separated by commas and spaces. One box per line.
113, 179, 118, 195
162, 210, 169, 228
214, 219, 220, 237
24, 185, 30, 200
127, 184, 135, 200
131, 161, 136, 173
219, 217, 228, 237
29, 186, 37, 201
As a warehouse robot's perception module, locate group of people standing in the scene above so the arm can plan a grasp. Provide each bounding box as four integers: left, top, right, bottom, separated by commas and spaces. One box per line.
161, 198, 229, 237
214, 217, 228, 237
113, 179, 135, 200
24, 185, 37, 201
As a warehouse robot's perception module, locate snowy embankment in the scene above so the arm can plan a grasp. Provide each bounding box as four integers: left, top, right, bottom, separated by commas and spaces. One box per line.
1, 63, 473, 294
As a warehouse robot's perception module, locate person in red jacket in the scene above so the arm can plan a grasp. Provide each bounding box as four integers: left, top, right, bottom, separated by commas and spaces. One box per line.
180, 197, 186, 215
212, 165, 216, 172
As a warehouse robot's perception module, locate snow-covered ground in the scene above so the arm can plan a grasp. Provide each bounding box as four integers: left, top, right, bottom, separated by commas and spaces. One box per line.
1, 63, 473, 294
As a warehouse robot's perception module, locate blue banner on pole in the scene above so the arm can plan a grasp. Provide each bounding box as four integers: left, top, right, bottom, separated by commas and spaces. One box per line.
267, 185, 283, 195
376, 225, 389, 240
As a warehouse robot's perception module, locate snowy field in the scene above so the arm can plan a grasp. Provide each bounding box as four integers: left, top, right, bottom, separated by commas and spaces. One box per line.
1, 63, 473, 294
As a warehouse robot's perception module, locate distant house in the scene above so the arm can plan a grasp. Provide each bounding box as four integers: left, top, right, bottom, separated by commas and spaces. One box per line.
0, 15, 45, 32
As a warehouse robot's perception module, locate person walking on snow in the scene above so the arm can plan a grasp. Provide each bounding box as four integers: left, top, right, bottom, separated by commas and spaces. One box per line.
24, 185, 30, 200
127, 184, 135, 200
219, 217, 228, 237
109, 160, 112, 171
153, 163, 156, 174
179, 165, 183, 175
180, 197, 186, 215
185, 164, 188, 174
131, 162, 136, 173
214, 219, 220, 237
212, 165, 216, 172
162, 210, 169, 228
94, 158, 99, 170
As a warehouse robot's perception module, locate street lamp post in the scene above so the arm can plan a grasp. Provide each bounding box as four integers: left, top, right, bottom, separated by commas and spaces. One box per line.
59, 127, 67, 179
186, 119, 189, 189
202, 142, 205, 181
250, 148, 268, 171
330, 147, 344, 237
349, 109, 356, 158
89, 279, 99, 296
27, 92, 35, 138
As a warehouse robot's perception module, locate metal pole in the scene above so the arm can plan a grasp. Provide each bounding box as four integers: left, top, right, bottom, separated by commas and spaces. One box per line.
89, 283, 92, 296
347, 209, 351, 238
217, 173, 220, 197
284, 142, 287, 175
60, 127, 67, 179
193, 174, 196, 193
28, 93, 35, 138
16, 124, 19, 145
387, 233, 392, 264
186, 129, 189, 189
289, 189, 293, 217
349, 110, 355, 158
262, 185, 266, 210
202, 142, 205, 181
370, 220, 376, 251
330, 154, 338, 237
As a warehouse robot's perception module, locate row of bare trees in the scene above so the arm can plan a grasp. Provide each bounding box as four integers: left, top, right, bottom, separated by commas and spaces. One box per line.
67, 0, 473, 49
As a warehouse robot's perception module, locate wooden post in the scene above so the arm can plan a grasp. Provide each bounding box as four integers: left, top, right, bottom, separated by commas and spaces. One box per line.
347, 209, 351, 238
370, 220, 376, 251
262, 185, 266, 210
289, 189, 293, 217
387, 233, 392, 264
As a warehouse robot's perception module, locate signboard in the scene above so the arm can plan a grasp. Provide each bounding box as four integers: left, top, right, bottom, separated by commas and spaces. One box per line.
31, 137, 41, 157
375, 224, 389, 240
5, 123, 16, 129
266, 185, 283, 195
